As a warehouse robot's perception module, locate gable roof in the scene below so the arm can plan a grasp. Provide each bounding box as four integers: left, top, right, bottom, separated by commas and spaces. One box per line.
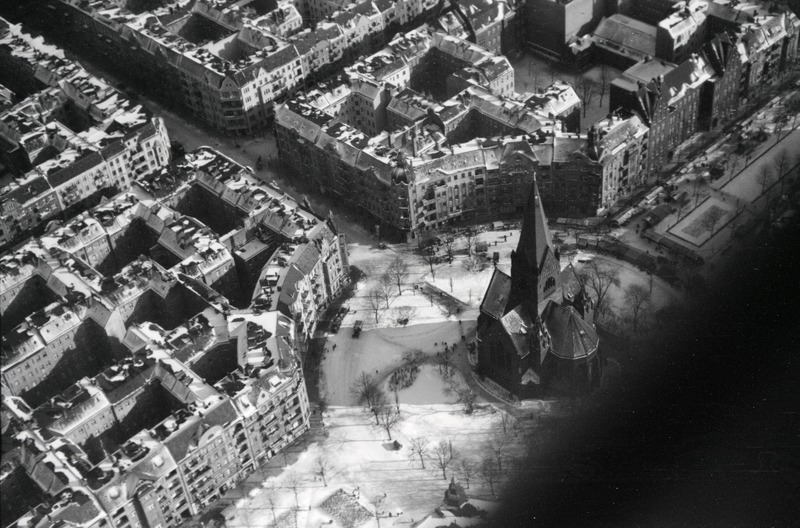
593, 15, 657, 59
480, 268, 511, 319
500, 304, 533, 359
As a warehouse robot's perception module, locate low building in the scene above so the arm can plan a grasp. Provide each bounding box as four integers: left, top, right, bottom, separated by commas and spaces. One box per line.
583, 14, 658, 70
520, 81, 582, 133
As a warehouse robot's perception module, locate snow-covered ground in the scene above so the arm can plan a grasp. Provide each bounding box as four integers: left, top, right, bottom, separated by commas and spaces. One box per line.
223, 403, 526, 528
391, 365, 462, 405
571, 252, 682, 313
221, 233, 538, 528
321, 228, 526, 404
321, 321, 471, 406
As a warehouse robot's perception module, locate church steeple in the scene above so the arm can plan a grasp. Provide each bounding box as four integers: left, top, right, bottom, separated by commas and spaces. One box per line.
509, 179, 557, 311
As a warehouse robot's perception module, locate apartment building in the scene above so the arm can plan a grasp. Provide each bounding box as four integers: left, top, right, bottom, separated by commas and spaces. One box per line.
706, 0, 799, 99
0, 19, 171, 248
700, 31, 745, 129
277, 27, 651, 233
586, 113, 650, 211
2, 146, 348, 528
49, 0, 443, 135
610, 55, 712, 172
655, 0, 708, 63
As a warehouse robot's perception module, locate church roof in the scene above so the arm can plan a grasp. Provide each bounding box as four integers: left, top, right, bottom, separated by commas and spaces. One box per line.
517, 180, 554, 273
542, 301, 599, 360
480, 268, 511, 319
559, 263, 583, 302
500, 305, 534, 359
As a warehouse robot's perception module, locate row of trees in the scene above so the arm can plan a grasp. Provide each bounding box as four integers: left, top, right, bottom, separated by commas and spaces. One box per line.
756, 147, 797, 208
366, 256, 410, 323
579, 259, 655, 334
406, 414, 519, 494
351, 372, 403, 440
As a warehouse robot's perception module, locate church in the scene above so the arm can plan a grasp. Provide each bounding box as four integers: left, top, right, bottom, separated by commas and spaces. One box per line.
476, 180, 602, 399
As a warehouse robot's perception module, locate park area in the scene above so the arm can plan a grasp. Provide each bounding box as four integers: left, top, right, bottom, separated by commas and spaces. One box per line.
222, 398, 528, 528
220, 217, 686, 528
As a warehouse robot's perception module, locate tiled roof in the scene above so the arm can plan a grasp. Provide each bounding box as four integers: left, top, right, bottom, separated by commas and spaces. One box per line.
292, 242, 320, 275
47, 151, 104, 188
1, 176, 53, 204
480, 268, 511, 319
541, 300, 599, 360
500, 305, 534, 359
593, 15, 657, 58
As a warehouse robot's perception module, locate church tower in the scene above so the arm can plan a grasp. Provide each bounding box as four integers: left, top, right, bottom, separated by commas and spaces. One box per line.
508, 180, 560, 312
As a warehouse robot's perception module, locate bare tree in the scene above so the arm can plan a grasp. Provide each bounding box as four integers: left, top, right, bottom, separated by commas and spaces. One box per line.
283, 472, 302, 510
376, 403, 402, 440
774, 148, 790, 197
378, 273, 393, 308
784, 93, 800, 132
457, 458, 476, 489
351, 371, 379, 410
314, 455, 335, 486
574, 78, 595, 117
729, 201, 747, 235
421, 251, 438, 279
451, 379, 477, 414
264, 484, 279, 526
352, 372, 389, 425
386, 256, 409, 295
370, 390, 389, 426
757, 165, 773, 203
624, 283, 651, 333
499, 412, 517, 435
430, 439, 458, 480
486, 430, 513, 471
366, 288, 384, 323
442, 236, 457, 263
480, 457, 501, 495
460, 229, 478, 257
578, 261, 620, 320
394, 305, 415, 326
409, 437, 429, 469
700, 207, 724, 243
597, 64, 611, 106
